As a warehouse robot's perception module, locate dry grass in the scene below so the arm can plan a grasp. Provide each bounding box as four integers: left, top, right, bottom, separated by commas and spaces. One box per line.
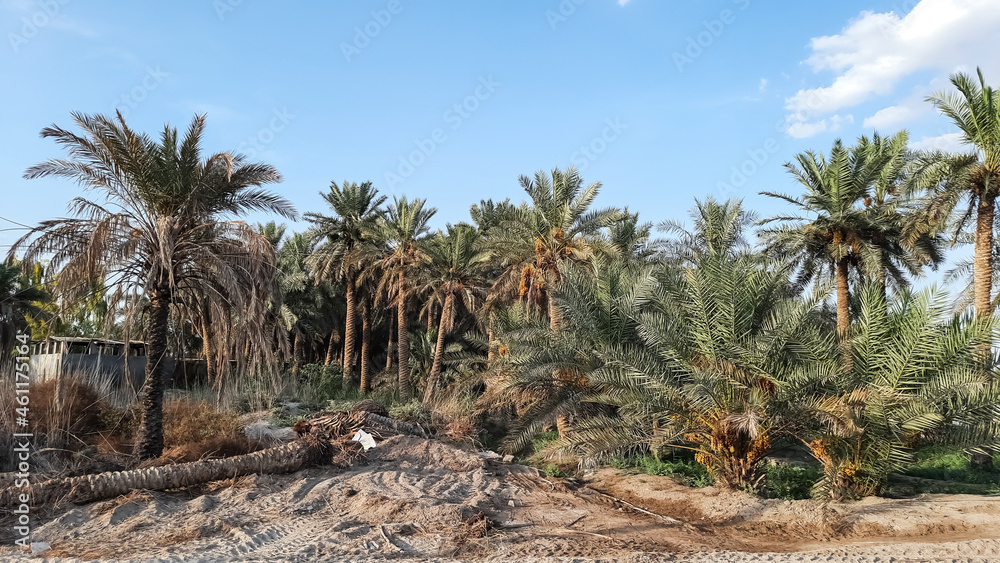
163, 398, 244, 446
141, 399, 260, 465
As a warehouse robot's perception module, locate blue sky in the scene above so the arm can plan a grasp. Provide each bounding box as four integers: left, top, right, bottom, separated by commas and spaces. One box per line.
3, 0, 999, 288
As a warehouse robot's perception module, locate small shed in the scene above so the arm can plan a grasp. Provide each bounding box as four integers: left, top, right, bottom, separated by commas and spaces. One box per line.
30, 336, 174, 389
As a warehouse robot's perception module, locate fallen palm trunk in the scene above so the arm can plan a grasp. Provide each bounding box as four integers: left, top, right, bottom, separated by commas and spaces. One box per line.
305, 410, 429, 440
0, 435, 336, 508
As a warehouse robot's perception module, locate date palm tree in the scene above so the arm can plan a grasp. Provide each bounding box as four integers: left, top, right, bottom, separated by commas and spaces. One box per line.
908, 69, 1000, 469
492, 167, 621, 330
0, 261, 46, 360
908, 69, 1000, 319
417, 224, 490, 405
10, 112, 295, 459
374, 196, 436, 400
761, 138, 895, 339
306, 181, 386, 384
808, 283, 1000, 500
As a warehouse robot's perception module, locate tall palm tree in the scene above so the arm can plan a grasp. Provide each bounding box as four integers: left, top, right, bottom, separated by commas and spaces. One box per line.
306, 181, 386, 384
417, 224, 490, 405
761, 139, 890, 338
909, 69, 1000, 320
492, 167, 621, 329
854, 132, 942, 301
10, 112, 295, 459
470, 198, 519, 362
908, 69, 1000, 470
374, 196, 436, 400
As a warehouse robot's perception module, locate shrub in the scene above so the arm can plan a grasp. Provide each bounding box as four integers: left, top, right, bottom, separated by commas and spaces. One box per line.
29, 377, 107, 446
389, 400, 431, 426
163, 399, 243, 447
297, 363, 344, 405
764, 463, 822, 500
612, 453, 715, 487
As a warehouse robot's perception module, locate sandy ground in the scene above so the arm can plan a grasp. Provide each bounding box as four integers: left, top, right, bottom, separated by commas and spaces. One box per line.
1, 435, 999, 562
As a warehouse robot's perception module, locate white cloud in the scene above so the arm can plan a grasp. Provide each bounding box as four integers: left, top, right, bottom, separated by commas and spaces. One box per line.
618, 0, 630, 5
786, 114, 854, 139
910, 132, 970, 152
758, 78, 768, 93
783, 0, 1000, 137
862, 97, 928, 129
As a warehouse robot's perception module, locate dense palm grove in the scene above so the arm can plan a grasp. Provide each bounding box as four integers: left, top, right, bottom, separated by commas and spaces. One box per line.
5, 70, 1000, 501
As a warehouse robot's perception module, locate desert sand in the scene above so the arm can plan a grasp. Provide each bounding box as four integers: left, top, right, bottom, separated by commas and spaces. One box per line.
1, 435, 999, 562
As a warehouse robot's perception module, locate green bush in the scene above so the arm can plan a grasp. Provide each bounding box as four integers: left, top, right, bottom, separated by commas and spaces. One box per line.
611, 453, 714, 487
764, 463, 822, 500
904, 445, 1000, 485
388, 400, 431, 425
297, 363, 344, 404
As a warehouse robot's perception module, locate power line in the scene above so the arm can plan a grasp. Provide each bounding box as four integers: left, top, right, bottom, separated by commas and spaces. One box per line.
0, 216, 31, 229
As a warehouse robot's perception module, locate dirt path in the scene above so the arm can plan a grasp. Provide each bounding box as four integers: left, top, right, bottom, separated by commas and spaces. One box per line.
1, 436, 999, 562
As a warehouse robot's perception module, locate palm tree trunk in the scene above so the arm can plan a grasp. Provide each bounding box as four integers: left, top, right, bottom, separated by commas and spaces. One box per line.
360, 301, 371, 393
386, 313, 394, 372
423, 293, 452, 406
343, 270, 357, 384
3, 436, 333, 508
324, 331, 337, 366
136, 288, 170, 460
835, 256, 851, 337
835, 254, 853, 370
547, 288, 560, 332
292, 332, 303, 376
973, 194, 996, 471
397, 272, 411, 400
974, 194, 995, 317
200, 317, 216, 386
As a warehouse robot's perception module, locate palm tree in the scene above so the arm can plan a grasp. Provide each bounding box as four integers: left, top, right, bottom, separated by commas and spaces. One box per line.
10, 112, 295, 459
277, 231, 326, 374
909, 69, 1000, 319
908, 69, 1000, 470
417, 224, 490, 405
374, 196, 436, 400
492, 167, 621, 329
581, 253, 833, 490
594, 209, 660, 263
0, 261, 46, 359
808, 283, 1000, 500
470, 198, 519, 362
489, 255, 656, 454
854, 132, 942, 301
306, 181, 386, 384
761, 138, 892, 339
660, 197, 756, 265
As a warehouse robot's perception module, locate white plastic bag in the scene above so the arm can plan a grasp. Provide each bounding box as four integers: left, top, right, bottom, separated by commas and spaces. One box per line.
352, 429, 377, 451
